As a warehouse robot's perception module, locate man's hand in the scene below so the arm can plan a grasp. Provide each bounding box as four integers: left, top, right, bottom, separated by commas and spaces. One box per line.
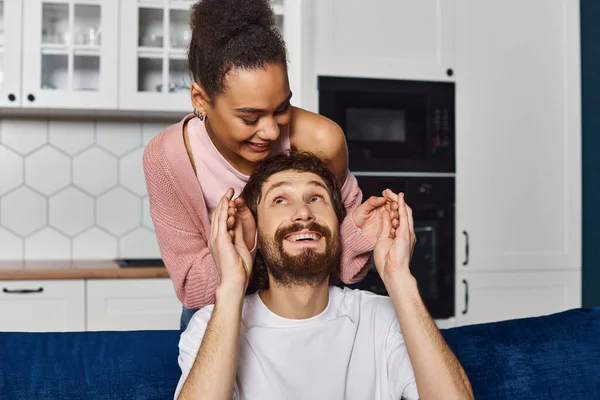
179, 188, 249, 400
373, 191, 416, 285
352, 192, 399, 244
209, 188, 253, 294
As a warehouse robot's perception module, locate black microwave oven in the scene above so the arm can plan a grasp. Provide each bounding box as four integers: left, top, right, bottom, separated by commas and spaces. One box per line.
318, 76, 455, 173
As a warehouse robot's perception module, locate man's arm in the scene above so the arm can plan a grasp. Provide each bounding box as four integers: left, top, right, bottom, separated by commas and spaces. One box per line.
385, 273, 473, 399
177, 287, 244, 400
176, 192, 253, 399
375, 192, 473, 399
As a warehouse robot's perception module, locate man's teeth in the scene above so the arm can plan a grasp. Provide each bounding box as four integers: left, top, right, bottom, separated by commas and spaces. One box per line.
251, 143, 268, 147
289, 233, 320, 242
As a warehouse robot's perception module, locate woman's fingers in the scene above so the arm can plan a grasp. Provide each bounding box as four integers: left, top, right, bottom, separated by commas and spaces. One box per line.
210, 196, 225, 245
394, 192, 410, 238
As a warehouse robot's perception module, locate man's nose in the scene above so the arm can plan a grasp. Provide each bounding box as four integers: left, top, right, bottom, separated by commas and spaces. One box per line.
292, 202, 315, 222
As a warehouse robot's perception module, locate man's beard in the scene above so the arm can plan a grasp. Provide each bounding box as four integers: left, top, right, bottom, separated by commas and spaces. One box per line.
257, 221, 341, 288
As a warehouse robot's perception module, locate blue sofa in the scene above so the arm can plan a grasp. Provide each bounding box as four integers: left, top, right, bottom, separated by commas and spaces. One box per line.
1, 307, 599, 399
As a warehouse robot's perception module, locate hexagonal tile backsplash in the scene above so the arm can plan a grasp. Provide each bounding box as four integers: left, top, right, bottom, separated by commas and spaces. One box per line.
0, 118, 172, 262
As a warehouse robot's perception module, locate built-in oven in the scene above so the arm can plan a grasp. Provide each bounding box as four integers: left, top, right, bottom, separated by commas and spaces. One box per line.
318, 76, 455, 173
338, 175, 455, 320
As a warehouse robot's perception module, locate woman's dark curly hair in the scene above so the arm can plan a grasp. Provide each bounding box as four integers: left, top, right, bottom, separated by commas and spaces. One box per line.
188, 0, 288, 103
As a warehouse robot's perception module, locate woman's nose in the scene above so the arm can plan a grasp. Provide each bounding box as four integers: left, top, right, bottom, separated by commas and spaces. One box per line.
258, 119, 280, 141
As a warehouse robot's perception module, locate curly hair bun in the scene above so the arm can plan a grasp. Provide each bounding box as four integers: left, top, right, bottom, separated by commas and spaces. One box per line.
190, 0, 276, 47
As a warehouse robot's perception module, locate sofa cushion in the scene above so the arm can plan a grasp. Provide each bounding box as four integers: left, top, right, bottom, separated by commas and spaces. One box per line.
442, 307, 600, 399
0, 330, 182, 400
0, 307, 599, 399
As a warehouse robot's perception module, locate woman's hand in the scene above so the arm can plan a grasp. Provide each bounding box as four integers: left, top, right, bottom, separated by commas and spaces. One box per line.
209, 189, 253, 294
226, 192, 256, 252
373, 192, 417, 285
352, 191, 399, 244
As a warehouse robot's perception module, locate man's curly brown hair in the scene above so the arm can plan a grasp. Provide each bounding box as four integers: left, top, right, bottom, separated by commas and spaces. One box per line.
188, 0, 288, 103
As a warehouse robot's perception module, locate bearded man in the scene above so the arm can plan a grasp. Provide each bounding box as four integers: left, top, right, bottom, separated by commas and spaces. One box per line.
174, 151, 473, 400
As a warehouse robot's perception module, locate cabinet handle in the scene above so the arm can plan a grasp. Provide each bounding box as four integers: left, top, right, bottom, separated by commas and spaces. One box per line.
8, 93, 16, 102
461, 279, 469, 314
2, 287, 44, 294
27, 94, 35, 102
462, 230, 469, 266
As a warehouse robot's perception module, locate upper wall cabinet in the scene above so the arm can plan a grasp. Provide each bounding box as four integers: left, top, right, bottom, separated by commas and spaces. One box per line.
20, 0, 119, 109
0, 1, 23, 108
313, 0, 455, 82
1, 0, 301, 115
119, 0, 302, 113
119, 0, 194, 112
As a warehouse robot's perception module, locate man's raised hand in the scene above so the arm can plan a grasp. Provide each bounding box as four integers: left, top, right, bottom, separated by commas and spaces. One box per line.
209, 188, 253, 294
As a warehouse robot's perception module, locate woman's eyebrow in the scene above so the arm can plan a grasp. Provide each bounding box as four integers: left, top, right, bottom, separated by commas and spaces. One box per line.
234, 92, 293, 114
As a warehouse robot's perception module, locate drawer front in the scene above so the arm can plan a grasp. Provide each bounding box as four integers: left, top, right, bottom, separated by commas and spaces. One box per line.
0, 280, 85, 332
86, 278, 182, 331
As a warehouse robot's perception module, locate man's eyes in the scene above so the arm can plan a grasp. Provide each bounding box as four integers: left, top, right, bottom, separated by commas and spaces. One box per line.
272, 194, 325, 205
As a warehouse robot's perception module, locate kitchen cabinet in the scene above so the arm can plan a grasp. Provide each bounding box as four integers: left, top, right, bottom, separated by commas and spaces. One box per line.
1, 0, 304, 114
452, 0, 582, 324
118, 0, 193, 112
312, 0, 455, 83
119, 0, 305, 113
20, 0, 119, 109
0, 280, 85, 332
454, 0, 581, 273
455, 270, 581, 326
0, 0, 23, 108
86, 278, 181, 331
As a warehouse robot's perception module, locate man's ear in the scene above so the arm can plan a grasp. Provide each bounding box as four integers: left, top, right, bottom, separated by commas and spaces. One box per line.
190, 81, 210, 115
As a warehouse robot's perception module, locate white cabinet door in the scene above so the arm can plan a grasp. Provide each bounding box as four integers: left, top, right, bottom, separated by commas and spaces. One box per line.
0, 280, 85, 332
118, 1, 194, 112
86, 278, 182, 331
455, 0, 581, 272
313, 0, 455, 82
455, 270, 581, 326
279, 0, 303, 110
0, 0, 23, 108
21, 0, 118, 109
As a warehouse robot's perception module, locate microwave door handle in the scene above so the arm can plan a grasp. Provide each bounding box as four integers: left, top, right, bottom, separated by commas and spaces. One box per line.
462, 230, 469, 266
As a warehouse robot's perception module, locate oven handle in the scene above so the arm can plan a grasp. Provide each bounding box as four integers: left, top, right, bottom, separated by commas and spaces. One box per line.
462, 230, 469, 266
462, 279, 469, 314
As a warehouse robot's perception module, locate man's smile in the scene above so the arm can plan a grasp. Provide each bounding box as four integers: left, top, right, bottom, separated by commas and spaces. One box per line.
285, 229, 322, 242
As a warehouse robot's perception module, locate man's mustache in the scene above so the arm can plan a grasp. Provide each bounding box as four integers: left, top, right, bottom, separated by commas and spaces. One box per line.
274, 222, 332, 243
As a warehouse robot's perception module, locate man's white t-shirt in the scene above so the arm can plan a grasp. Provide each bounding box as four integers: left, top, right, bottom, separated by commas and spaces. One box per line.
174, 286, 419, 400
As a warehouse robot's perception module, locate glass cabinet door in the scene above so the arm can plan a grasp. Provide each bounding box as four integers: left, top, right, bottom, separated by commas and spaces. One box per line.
21, 0, 118, 109
0, 0, 23, 108
119, 0, 294, 113
119, 0, 194, 112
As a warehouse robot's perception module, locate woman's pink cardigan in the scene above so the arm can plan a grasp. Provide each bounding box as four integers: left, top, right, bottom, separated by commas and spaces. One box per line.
143, 115, 374, 309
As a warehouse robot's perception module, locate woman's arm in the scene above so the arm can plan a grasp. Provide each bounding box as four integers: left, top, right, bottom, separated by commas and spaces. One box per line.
143, 135, 220, 310
290, 107, 373, 284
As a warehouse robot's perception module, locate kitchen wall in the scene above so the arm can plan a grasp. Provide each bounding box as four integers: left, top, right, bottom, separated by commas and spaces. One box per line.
0, 117, 174, 264
581, 0, 600, 308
